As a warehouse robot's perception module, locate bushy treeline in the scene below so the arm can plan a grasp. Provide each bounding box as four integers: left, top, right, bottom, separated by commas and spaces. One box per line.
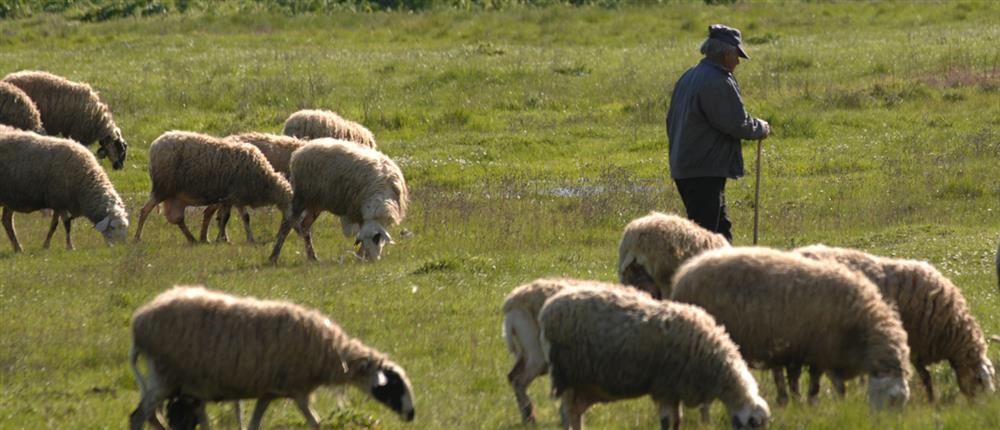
0, 0, 724, 20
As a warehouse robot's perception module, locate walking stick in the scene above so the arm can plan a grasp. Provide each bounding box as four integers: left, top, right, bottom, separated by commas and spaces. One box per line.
753, 138, 762, 245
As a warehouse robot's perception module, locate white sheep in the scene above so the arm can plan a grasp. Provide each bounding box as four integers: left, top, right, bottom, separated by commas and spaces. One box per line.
128, 285, 415, 430
501, 278, 622, 424
133, 131, 293, 244
282, 109, 376, 148
671, 247, 912, 410
618, 211, 730, 299
539, 284, 770, 430
269, 138, 408, 263
0, 128, 128, 252
2, 70, 127, 169
0, 81, 44, 133
196, 132, 308, 244
794, 244, 996, 401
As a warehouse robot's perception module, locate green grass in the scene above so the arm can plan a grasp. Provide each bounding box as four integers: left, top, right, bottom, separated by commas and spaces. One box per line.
2, 2, 1000, 429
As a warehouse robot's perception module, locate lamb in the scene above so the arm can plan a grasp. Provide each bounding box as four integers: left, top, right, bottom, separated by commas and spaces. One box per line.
539, 284, 770, 430
269, 138, 408, 263
618, 211, 730, 299
794, 244, 996, 401
502, 278, 626, 424
2, 70, 127, 169
196, 132, 308, 244
0, 129, 128, 252
0, 81, 44, 133
670, 247, 912, 410
133, 131, 293, 244
282, 109, 377, 149
128, 285, 415, 430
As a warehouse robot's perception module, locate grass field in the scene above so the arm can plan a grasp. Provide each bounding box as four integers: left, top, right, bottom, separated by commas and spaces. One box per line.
2, 1, 1000, 429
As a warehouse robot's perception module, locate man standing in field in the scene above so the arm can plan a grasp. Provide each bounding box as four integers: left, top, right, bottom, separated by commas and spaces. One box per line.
666, 24, 770, 243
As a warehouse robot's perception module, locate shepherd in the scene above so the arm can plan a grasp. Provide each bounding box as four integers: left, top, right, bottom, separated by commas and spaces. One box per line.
666, 24, 771, 243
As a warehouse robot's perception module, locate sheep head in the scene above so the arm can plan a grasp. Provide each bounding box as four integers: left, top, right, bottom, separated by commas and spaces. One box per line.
956, 354, 996, 398
97, 127, 127, 170
366, 363, 415, 422
96, 204, 129, 245
730, 395, 769, 429
355, 221, 393, 262
867, 373, 909, 410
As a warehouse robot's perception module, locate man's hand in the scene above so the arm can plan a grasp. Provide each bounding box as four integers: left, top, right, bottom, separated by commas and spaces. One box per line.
759, 119, 770, 139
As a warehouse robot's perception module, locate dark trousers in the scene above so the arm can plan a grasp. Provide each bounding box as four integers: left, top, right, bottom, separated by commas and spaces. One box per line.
674, 177, 733, 243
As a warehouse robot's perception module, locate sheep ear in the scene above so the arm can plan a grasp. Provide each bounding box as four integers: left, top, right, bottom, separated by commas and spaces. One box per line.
95, 216, 110, 232
376, 371, 388, 387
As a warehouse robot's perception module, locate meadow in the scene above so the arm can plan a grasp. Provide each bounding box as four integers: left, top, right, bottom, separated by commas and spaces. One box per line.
1, 1, 999, 428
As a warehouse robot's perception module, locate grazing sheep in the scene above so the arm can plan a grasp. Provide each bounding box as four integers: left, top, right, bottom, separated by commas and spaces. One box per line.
794, 244, 996, 401
282, 109, 376, 148
2, 70, 127, 169
0, 129, 128, 252
133, 131, 292, 244
502, 278, 628, 424
128, 285, 415, 430
196, 132, 308, 244
269, 139, 408, 263
618, 211, 730, 299
539, 284, 770, 430
0, 81, 43, 133
671, 247, 912, 410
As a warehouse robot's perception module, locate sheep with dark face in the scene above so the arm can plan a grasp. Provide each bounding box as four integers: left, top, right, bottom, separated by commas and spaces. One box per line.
2, 70, 127, 169
129, 286, 415, 430
269, 139, 407, 263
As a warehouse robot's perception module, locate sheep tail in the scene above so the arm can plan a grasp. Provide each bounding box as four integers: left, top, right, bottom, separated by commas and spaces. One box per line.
129, 343, 147, 394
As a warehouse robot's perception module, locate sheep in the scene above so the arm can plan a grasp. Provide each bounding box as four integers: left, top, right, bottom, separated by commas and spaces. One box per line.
133, 131, 293, 245
282, 109, 376, 149
794, 244, 996, 402
618, 211, 730, 299
0, 128, 128, 252
538, 284, 770, 430
196, 132, 308, 244
0, 81, 44, 133
502, 278, 625, 424
670, 247, 912, 410
128, 285, 415, 430
269, 138, 408, 263
2, 70, 127, 169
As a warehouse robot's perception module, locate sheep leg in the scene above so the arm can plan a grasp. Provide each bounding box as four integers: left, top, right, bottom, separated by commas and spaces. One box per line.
507, 357, 536, 424
246, 396, 274, 430
559, 389, 591, 430
268, 209, 299, 264
917, 366, 934, 402
2, 207, 22, 253
129, 369, 168, 430
199, 205, 220, 243
43, 212, 59, 249
293, 394, 321, 428
233, 401, 244, 430
134, 196, 161, 242
505, 308, 547, 424
194, 401, 211, 430
787, 363, 803, 401
773, 368, 789, 406
235, 206, 253, 243
163, 199, 197, 244
61, 214, 73, 250
699, 404, 710, 423
829, 374, 846, 398
301, 210, 319, 261
807, 366, 822, 404
655, 400, 681, 430
216, 205, 235, 244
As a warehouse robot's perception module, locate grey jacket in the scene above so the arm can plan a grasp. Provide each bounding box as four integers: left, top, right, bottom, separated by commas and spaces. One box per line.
666, 59, 767, 179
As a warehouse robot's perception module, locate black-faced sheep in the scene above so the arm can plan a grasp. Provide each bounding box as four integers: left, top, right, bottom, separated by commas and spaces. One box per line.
671, 247, 912, 410
129, 285, 415, 430
0, 81, 43, 133
269, 139, 408, 263
282, 109, 376, 149
133, 131, 292, 245
794, 244, 996, 401
0, 129, 128, 252
2, 70, 127, 169
539, 284, 770, 430
618, 211, 730, 299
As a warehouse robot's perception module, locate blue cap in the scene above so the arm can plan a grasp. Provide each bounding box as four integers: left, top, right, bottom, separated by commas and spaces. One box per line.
709, 24, 749, 59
